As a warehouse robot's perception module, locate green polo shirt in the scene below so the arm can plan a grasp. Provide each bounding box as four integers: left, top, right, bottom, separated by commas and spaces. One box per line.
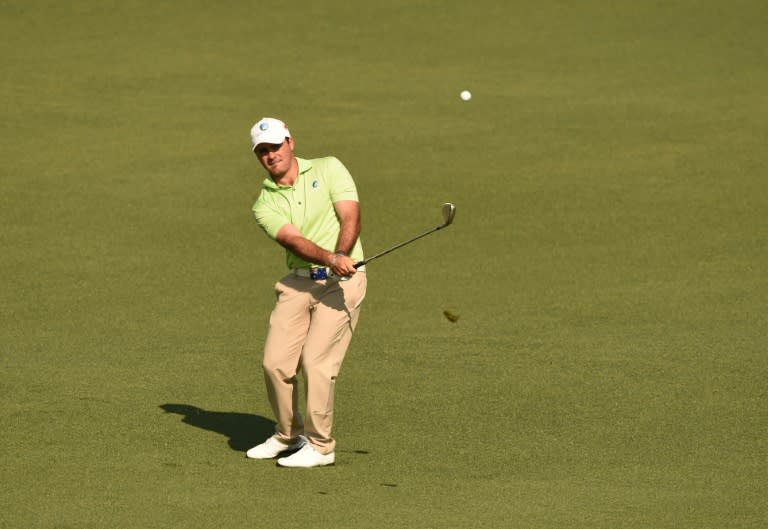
252, 156, 364, 269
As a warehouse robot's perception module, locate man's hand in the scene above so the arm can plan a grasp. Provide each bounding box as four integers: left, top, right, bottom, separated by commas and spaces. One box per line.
330, 252, 356, 277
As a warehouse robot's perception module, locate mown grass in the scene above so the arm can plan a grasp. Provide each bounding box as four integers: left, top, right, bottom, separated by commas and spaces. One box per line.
1, 1, 765, 528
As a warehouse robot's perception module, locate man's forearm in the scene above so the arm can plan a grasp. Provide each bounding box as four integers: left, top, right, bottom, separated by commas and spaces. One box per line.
334, 218, 360, 254
333, 200, 361, 255
278, 232, 334, 267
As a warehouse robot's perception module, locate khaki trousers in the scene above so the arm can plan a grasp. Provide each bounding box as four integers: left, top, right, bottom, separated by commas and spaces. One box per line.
262, 271, 366, 454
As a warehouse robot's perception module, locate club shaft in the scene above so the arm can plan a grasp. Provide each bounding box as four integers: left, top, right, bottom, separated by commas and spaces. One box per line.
354, 224, 445, 268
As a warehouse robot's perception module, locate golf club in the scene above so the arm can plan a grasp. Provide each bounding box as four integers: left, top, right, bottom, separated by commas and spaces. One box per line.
354, 202, 456, 268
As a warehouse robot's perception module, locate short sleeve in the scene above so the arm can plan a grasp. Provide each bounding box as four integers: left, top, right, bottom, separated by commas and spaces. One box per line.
326, 157, 359, 202
252, 193, 288, 240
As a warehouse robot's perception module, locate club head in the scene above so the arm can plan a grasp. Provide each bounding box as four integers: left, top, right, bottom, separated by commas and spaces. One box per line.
441, 202, 456, 227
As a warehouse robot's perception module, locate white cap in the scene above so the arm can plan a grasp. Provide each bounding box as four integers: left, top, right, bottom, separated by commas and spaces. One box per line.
250, 117, 291, 151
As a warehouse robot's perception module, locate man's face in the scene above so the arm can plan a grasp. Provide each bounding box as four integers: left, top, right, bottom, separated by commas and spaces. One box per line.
254, 138, 294, 178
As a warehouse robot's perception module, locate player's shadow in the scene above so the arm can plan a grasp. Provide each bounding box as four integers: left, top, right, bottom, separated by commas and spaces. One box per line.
160, 403, 275, 452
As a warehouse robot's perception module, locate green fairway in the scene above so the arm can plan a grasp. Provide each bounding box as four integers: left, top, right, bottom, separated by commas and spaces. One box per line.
2, 1, 766, 528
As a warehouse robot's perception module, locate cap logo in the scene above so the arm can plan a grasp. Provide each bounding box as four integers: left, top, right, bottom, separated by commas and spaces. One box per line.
259, 122, 269, 131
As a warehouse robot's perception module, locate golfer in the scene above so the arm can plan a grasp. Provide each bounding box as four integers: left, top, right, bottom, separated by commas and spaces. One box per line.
246, 117, 366, 468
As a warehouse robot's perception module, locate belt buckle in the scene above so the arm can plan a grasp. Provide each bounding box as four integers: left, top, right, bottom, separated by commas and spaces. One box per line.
309, 267, 329, 280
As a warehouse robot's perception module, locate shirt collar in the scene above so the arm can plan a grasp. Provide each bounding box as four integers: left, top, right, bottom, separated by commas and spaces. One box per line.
261, 157, 312, 190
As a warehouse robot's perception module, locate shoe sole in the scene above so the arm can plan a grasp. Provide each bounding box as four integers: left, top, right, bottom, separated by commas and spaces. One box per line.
276, 461, 335, 468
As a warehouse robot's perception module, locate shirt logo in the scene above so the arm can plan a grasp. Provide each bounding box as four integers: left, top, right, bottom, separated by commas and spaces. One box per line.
312, 180, 320, 189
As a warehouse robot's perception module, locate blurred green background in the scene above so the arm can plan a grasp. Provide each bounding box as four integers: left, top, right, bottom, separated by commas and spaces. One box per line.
1, 1, 765, 528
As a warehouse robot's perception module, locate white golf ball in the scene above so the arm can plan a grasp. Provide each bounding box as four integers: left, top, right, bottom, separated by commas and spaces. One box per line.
460, 90, 472, 101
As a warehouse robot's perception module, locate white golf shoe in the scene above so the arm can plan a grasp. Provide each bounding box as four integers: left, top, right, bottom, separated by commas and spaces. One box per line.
277, 443, 335, 468
245, 435, 306, 460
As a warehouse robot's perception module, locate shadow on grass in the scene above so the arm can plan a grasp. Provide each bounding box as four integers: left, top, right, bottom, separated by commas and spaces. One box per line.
160, 403, 275, 453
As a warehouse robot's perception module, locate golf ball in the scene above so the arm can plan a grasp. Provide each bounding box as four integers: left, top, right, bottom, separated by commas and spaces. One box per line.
460, 90, 472, 101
